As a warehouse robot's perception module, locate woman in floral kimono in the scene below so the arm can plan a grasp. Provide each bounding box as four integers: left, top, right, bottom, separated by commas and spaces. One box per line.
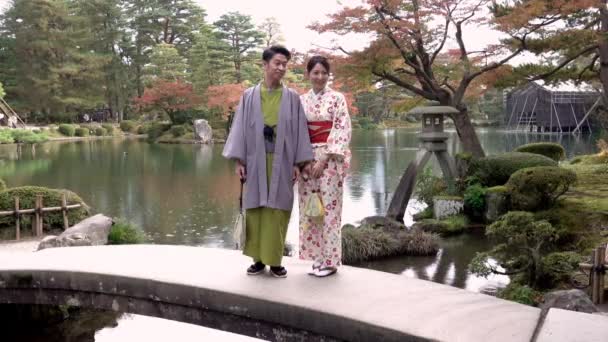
298, 56, 352, 277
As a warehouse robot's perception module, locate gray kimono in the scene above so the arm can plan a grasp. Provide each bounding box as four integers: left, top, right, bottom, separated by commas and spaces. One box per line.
223, 85, 314, 211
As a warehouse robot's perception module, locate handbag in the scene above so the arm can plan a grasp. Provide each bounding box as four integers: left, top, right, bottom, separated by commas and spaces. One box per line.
303, 191, 325, 226
233, 179, 246, 250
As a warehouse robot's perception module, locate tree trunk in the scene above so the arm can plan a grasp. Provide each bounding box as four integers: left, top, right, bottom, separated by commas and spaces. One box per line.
451, 109, 485, 158
598, 3, 608, 103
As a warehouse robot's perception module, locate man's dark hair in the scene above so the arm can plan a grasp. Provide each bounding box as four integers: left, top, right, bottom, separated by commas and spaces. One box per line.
262, 45, 291, 62
306, 55, 330, 73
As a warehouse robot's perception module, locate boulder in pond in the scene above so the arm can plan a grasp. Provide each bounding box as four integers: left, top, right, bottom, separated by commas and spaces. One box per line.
194, 119, 213, 143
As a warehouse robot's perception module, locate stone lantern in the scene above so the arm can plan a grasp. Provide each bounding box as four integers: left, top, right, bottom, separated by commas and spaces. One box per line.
386, 101, 460, 222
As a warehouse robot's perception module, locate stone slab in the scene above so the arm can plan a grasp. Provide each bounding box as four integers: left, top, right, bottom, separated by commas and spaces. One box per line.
0, 245, 540, 341
536, 308, 608, 342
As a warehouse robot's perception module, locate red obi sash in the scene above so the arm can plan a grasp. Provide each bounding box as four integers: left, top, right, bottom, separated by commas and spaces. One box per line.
308, 121, 332, 143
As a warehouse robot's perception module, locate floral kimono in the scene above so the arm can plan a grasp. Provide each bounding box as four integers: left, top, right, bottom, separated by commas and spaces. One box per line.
298, 87, 352, 268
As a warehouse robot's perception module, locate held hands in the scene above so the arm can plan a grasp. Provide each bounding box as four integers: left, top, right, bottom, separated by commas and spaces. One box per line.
293, 166, 301, 182
310, 159, 326, 179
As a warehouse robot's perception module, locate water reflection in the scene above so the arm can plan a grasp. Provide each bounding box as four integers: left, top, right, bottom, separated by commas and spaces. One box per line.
0, 129, 599, 290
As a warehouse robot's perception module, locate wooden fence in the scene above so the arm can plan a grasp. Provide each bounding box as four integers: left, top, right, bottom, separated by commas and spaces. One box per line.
0, 194, 82, 240
579, 245, 607, 305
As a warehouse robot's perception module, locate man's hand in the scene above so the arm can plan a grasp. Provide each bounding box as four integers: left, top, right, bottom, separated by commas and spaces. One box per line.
293, 166, 301, 182
235, 160, 246, 181
311, 160, 325, 179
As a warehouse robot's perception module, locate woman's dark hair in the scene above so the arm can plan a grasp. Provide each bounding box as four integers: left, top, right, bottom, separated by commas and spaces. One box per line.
306, 55, 330, 73
262, 45, 291, 62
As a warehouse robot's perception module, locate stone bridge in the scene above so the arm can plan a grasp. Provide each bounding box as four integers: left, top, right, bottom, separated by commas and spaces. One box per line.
0, 245, 606, 341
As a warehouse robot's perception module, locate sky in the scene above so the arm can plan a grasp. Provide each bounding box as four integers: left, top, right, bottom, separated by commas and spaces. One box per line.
0, 0, 531, 64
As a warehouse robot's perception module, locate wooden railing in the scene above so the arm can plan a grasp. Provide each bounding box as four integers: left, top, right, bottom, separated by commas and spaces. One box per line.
579, 245, 607, 305
0, 194, 82, 240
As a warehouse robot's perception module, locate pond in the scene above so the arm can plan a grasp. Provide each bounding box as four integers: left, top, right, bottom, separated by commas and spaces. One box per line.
0, 128, 599, 291
0, 128, 600, 341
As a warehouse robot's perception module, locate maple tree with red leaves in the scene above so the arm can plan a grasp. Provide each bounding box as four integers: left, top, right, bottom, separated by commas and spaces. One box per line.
206, 83, 247, 119
310, 0, 576, 158
132, 79, 202, 123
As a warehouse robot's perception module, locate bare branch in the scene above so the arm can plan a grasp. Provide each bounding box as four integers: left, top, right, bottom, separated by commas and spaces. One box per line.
372, 69, 435, 99
311, 43, 352, 56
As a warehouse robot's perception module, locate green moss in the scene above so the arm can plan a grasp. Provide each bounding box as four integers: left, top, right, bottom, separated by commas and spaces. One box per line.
487, 185, 508, 193
412, 206, 434, 221
0, 186, 89, 238
515, 142, 565, 161
569, 153, 608, 165
441, 215, 469, 235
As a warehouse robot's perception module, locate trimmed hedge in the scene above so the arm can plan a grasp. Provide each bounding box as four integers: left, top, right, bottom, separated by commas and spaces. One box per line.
471, 152, 557, 186
101, 124, 115, 135
506, 166, 577, 211
9, 129, 49, 144
0, 186, 89, 232
58, 124, 76, 137
515, 142, 565, 161
144, 122, 171, 142
75, 127, 90, 137
108, 218, 146, 245
95, 127, 107, 136
119, 120, 136, 132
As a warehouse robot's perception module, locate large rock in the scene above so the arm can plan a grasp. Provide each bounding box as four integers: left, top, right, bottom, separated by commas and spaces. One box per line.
193, 119, 213, 143
37, 214, 113, 251
539, 289, 599, 314
433, 196, 464, 219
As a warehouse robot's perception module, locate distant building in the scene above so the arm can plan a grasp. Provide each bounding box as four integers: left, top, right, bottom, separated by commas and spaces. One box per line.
504, 81, 600, 133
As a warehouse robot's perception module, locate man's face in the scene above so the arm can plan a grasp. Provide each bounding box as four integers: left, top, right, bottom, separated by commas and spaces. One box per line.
263, 53, 288, 84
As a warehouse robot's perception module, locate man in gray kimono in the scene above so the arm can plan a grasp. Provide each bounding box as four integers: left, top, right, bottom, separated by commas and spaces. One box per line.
223, 45, 313, 278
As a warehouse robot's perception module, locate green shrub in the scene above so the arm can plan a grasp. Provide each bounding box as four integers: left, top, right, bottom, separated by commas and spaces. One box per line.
0, 130, 13, 144
415, 167, 446, 207
170, 109, 208, 125
0, 179, 6, 191
108, 218, 146, 245
101, 124, 114, 135
94, 127, 107, 136
541, 251, 582, 286
58, 124, 76, 137
75, 127, 89, 137
144, 122, 171, 142
515, 142, 565, 161
506, 166, 577, 211
356, 117, 378, 130
0, 186, 89, 234
497, 284, 542, 306
464, 184, 486, 216
170, 125, 187, 137
119, 120, 136, 132
412, 206, 434, 221
10, 129, 49, 144
471, 152, 557, 186
137, 125, 146, 134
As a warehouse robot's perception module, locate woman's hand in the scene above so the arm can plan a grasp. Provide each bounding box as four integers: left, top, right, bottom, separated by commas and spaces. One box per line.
311, 159, 326, 179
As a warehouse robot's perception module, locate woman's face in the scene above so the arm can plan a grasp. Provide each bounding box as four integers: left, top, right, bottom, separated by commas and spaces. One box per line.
308, 63, 329, 90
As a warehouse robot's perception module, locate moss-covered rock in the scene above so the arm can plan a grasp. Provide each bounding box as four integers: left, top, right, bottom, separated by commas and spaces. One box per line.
506, 166, 577, 211
471, 152, 558, 186
515, 142, 565, 161
0, 186, 89, 238
413, 215, 468, 236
